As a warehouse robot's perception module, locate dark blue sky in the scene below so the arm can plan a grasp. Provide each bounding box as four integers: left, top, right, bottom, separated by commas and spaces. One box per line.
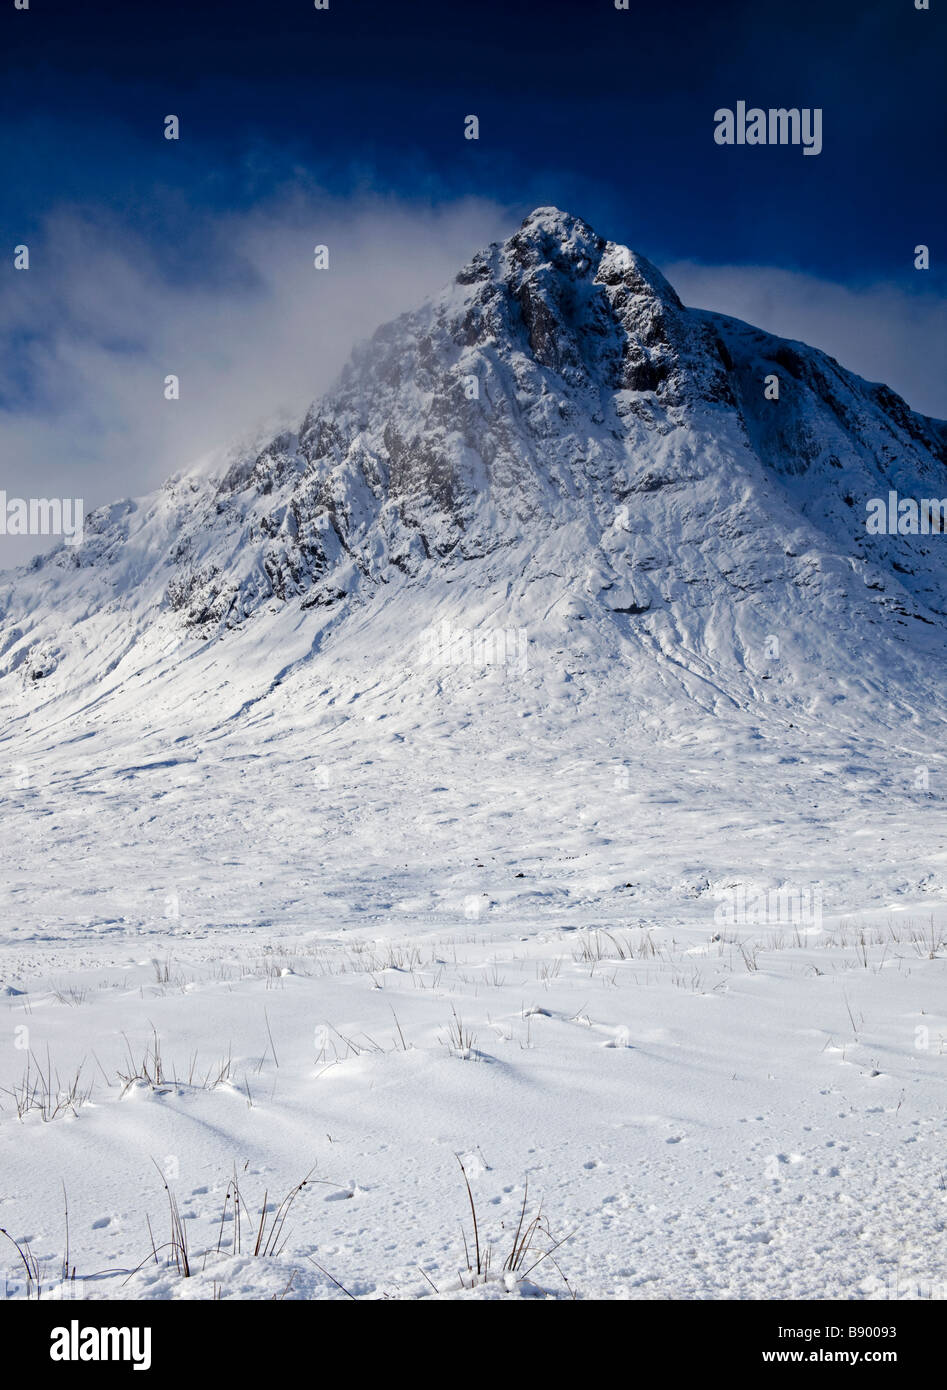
2, 0, 944, 285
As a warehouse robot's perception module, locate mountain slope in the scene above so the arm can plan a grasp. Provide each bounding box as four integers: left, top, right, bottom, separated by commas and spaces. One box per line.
1, 206, 946, 751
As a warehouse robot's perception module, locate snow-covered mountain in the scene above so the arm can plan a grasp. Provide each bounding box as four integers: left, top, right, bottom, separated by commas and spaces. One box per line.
2, 206, 946, 745
3, 216, 947, 1303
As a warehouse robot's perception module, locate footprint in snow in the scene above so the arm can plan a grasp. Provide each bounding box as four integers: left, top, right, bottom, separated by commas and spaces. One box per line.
324, 1183, 359, 1201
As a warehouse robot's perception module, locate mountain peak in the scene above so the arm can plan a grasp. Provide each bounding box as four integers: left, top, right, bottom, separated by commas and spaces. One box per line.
518, 204, 579, 230
515, 204, 599, 245
449, 206, 695, 397
509, 206, 680, 305
454, 207, 682, 320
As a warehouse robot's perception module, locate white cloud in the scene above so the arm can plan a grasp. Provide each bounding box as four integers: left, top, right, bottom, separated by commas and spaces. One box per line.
0, 190, 512, 566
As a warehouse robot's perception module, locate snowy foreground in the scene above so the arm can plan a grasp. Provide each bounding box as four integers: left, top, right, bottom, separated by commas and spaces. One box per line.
0, 687, 945, 1302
